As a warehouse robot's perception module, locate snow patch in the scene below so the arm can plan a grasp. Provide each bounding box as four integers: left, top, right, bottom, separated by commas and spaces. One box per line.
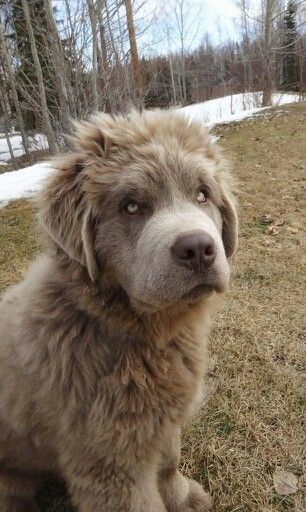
0, 162, 53, 207
0, 133, 47, 162
0, 92, 302, 207
181, 92, 300, 126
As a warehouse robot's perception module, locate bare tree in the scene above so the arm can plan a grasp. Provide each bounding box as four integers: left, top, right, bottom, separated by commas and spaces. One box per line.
125, 0, 143, 106
161, 0, 202, 105
0, 86, 16, 168
43, 0, 73, 131
238, 0, 253, 93
262, 0, 276, 106
87, 0, 100, 112
21, 0, 58, 152
0, 19, 30, 159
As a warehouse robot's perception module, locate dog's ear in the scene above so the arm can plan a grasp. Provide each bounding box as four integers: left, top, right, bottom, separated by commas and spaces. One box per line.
70, 115, 113, 158
38, 154, 99, 281
211, 147, 238, 258
220, 188, 238, 258
38, 117, 116, 280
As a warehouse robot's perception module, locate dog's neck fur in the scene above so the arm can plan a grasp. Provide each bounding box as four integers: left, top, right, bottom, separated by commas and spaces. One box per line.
52, 245, 215, 347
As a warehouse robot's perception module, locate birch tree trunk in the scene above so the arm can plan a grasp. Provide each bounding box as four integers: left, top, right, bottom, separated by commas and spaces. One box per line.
0, 88, 16, 169
169, 52, 177, 105
262, 0, 275, 107
21, 0, 59, 153
96, 0, 111, 110
43, 0, 73, 129
125, 0, 143, 107
0, 21, 30, 159
87, 0, 100, 112
63, 0, 82, 117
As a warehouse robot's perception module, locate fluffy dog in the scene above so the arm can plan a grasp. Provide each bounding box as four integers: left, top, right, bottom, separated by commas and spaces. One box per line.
0, 110, 238, 512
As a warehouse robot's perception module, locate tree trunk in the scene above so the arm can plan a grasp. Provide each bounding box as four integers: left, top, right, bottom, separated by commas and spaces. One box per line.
262, 0, 275, 107
125, 0, 143, 108
180, 55, 187, 104
169, 53, 177, 105
43, 0, 73, 130
116, 0, 130, 104
87, 0, 100, 112
21, 0, 59, 153
0, 21, 30, 160
63, 0, 82, 117
104, 0, 124, 112
0, 88, 16, 169
96, 0, 111, 111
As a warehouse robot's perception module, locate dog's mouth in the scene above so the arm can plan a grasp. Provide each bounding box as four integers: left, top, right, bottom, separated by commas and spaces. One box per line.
130, 284, 213, 313
182, 283, 215, 301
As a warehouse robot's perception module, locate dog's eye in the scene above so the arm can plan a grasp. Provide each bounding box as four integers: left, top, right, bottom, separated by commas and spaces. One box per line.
197, 190, 207, 204
125, 201, 139, 215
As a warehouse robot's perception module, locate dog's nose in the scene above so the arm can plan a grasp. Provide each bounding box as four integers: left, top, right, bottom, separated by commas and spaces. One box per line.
171, 232, 216, 271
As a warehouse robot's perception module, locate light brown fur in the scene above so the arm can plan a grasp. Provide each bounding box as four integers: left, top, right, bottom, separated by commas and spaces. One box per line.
0, 110, 237, 511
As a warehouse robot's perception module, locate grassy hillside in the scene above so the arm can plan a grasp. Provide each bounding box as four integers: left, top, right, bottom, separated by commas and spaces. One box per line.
0, 102, 305, 511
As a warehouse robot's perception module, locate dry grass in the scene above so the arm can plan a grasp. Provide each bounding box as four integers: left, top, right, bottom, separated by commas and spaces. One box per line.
0, 103, 305, 511
0, 200, 39, 293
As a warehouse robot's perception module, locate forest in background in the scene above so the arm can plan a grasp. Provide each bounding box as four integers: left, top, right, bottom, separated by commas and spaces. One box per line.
0, 0, 305, 161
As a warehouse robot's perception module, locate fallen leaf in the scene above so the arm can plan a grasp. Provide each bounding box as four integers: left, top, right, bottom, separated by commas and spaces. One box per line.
261, 214, 274, 224
274, 219, 284, 226
273, 469, 299, 496
266, 226, 279, 236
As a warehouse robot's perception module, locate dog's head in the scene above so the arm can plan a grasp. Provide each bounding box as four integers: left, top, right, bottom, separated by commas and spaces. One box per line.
39, 111, 238, 311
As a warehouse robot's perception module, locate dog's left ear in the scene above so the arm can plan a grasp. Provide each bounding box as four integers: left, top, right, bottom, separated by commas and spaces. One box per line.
220, 186, 238, 258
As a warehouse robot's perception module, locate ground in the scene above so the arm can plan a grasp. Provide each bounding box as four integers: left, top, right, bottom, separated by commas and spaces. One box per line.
0, 102, 305, 511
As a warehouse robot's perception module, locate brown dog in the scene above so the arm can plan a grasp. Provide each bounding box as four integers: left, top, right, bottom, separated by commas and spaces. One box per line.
0, 110, 238, 512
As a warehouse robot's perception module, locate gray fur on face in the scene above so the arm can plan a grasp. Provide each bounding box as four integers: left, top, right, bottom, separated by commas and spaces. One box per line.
40, 110, 237, 311
95, 180, 230, 309
122, 202, 229, 308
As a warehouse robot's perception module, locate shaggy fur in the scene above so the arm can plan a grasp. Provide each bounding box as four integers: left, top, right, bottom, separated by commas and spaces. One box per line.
0, 110, 238, 511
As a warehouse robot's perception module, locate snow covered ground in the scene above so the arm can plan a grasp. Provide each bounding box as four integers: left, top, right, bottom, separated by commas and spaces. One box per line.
0, 162, 51, 206
181, 92, 300, 126
0, 133, 47, 162
0, 92, 302, 207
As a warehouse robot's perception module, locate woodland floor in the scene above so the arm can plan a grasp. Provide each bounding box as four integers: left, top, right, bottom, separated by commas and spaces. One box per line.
0, 102, 305, 511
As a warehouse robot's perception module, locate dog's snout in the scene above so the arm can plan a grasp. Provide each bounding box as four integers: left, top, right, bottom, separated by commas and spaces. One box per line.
171, 232, 216, 271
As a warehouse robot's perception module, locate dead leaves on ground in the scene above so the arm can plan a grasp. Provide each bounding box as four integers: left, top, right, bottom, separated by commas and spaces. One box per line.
287, 227, 299, 235
265, 226, 279, 236
259, 214, 301, 246
273, 468, 300, 496
261, 214, 274, 225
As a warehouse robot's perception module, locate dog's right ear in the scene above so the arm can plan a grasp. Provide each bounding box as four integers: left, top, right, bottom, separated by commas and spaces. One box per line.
38, 117, 117, 279
38, 154, 99, 280
70, 115, 114, 158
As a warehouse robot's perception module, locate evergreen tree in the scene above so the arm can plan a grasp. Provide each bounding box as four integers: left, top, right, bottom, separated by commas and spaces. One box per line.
282, 0, 299, 91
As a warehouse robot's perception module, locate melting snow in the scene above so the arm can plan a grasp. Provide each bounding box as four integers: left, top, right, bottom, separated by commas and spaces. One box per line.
0, 92, 302, 207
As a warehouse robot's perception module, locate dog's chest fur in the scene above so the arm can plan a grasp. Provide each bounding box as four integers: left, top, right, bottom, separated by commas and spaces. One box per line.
77, 320, 208, 460
9, 270, 210, 458
77, 314, 206, 432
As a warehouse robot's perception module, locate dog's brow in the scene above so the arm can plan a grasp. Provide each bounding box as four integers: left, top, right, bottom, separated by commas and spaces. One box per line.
114, 182, 159, 203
